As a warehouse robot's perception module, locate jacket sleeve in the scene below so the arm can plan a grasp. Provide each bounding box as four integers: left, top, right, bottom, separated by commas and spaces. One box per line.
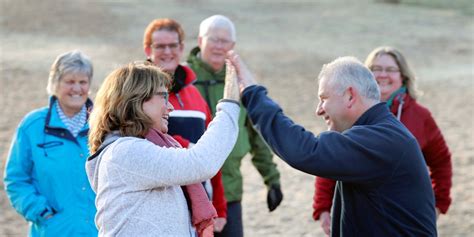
422, 113, 452, 214
3, 126, 52, 224
210, 170, 227, 218
108, 102, 240, 189
313, 177, 336, 220
246, 116, 281, 188
242, 86, 395, 183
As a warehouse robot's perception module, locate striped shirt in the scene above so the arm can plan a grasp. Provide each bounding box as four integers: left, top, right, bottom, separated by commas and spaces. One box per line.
56, 101, 87, 137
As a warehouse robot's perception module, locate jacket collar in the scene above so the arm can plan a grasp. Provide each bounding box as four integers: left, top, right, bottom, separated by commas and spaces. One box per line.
44, 96, 93, 142
187, 46, 226, 79
88, 131, 121, 161
170, 64, 197, 93
353, 102, 392, 126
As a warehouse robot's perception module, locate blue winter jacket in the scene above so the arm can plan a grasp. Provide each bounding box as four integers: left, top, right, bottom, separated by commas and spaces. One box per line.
4, 96, 98, 237
242, 85, 437, 237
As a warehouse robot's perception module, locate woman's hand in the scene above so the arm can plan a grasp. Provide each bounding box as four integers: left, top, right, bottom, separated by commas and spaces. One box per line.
223, 58, 240, 101
227, 50, 257, 94
213, 217, 227, 232
320, 211, 331, 236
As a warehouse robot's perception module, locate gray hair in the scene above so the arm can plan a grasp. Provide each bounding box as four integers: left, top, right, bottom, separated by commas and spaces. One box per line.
46, 50, 93, 96
199, 15, 236, 42
318, 56, 380, 102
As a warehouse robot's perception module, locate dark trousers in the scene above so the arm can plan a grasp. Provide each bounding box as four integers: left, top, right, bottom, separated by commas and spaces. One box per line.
215, 201, 243, 237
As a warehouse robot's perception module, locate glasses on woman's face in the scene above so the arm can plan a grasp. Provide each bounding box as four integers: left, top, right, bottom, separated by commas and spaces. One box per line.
370, 66, 400, 75
155, 91, 169, 105
151, 42, 180, 52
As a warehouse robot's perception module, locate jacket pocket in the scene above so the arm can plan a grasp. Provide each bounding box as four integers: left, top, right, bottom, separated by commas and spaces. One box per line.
37, 210, 66, 236
37, 141, 64, 149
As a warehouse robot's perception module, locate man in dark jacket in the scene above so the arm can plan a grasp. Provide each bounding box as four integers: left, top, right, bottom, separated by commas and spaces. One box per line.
228, 53, 437, 236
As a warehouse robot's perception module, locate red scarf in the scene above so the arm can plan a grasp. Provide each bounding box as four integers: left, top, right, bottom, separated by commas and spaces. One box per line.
145, 128, 216, 236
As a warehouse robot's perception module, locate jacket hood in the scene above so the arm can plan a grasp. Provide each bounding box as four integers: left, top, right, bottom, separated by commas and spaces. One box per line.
170, 65, 196, 93
86, 132, 121, 192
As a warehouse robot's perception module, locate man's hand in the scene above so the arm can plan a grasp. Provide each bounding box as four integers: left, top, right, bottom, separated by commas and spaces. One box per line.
267, 184, 283, 212
213, 217, 227, 232
320, 211, 331, 236
227, 50, 257, 94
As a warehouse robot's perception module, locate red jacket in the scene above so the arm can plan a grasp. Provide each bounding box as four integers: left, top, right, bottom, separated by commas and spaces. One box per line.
168, 65, 227, 218
313, 94, 452, 220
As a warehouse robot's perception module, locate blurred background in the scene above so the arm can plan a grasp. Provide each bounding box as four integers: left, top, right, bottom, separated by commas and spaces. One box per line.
1, 0, 473, 236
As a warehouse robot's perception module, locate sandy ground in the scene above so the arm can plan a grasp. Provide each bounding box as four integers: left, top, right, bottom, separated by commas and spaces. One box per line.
1, 0, 473, 236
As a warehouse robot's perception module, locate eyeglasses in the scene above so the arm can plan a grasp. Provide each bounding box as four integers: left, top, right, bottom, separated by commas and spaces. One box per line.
370, 66, 400, 74
206, 36, 233, 46
155, 91, 169, 105
151, 42, 181, 52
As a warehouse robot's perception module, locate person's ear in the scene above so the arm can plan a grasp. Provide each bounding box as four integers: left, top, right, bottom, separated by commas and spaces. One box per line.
198, 36, 203, 48
347, 87, 357, 109
144, 46, 152, 59
178, 42, 184, 54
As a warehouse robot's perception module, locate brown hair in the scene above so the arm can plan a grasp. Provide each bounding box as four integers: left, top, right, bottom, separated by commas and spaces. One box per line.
364, 46, 421, 99
143, 18, 185, 49
88, 62, 171, 153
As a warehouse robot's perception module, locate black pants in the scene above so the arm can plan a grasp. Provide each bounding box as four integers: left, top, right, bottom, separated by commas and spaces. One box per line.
215, 201, 243, 237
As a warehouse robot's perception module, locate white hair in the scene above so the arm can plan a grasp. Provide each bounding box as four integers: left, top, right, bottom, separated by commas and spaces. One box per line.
46, 50, 93, 96
318, 56, 380, 102
199, 15, 236, 41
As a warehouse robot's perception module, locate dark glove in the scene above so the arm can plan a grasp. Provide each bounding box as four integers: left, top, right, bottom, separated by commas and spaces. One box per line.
267, 184, 283, 212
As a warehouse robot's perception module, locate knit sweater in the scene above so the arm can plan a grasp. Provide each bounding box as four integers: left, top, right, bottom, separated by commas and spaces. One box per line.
86, 102, 239, 236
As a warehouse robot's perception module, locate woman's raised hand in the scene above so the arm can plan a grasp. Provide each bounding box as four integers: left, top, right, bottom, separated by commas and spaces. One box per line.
223, 56, 241, 101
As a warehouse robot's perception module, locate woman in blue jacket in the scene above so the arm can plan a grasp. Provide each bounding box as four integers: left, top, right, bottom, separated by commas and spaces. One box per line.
4, 50, 98, 236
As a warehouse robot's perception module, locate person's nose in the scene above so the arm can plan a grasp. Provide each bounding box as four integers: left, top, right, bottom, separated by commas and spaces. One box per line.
72, 82, 81, 92
215, 41, 225, 49
316, 102, 324, 116
379, 69, 389, 77
163, 45, 172, 54
167, 101, 174, 112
